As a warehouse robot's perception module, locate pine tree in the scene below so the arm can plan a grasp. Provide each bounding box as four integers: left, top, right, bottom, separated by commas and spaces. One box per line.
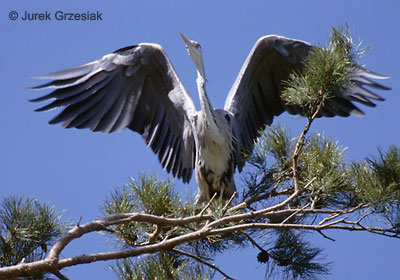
0, 196, 66, 279
1, 25, 398, 279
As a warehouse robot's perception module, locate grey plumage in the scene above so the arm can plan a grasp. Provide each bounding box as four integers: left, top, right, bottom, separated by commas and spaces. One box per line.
30, 35, 389, 203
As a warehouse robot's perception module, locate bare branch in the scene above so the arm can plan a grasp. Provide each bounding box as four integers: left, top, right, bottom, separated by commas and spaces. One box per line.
76, 216, 82, 227
53, 270, 69, 280
0, 193, 396, 279
199, 192, 218, 216
280, 203, 310, 225
317, 230, 335, 242
1, 205, 398, 278
208, 221, 400, 238
172, 248, 236, 280
147, 224, 161, 244
317, 204, 367, 226
46, 212, 212, 261
291, 100, 324, 193
222, 192, 237, 213
231, 178, 289, 212
239, 230, 265, 252
318, 213, 341, 226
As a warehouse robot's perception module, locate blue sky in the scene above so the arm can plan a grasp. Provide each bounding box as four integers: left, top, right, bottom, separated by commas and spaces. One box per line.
1, 0, 399, 279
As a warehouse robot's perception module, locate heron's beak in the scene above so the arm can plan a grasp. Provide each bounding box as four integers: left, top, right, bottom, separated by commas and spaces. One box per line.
179, 32, 192, 46
179, 32, 206, 80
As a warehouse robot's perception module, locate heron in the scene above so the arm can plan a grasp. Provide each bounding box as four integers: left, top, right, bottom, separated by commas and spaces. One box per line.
30, 33, 389, 204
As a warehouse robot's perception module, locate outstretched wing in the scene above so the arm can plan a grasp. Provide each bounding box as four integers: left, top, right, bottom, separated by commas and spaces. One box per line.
31, 43, 197, 182
224, 35, 390, 171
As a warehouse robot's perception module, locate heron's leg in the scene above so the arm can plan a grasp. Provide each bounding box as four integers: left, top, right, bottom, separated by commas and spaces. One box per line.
195, 189, 208, 205
195, 171, 211, 204
219, 185, 225, 203
205, 185, 211, 202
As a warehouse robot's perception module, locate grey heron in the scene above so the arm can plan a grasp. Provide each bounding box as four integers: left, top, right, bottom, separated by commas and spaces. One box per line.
30, 33, 389, 203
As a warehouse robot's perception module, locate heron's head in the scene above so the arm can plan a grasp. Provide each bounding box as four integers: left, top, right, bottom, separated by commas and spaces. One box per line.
180, 32, 206, 79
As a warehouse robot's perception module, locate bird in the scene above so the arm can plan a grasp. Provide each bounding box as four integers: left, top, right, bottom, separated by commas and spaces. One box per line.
30, 33, 390, 204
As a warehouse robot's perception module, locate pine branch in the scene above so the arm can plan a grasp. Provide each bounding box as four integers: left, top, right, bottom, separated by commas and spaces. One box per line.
199, 192, 218, 216
1, 200, 398, 278
207, 221, 400, 237
2, 25, 396, 279
291, 94, 325, 193
171, 248, 236, 280
47, 212, 213, 260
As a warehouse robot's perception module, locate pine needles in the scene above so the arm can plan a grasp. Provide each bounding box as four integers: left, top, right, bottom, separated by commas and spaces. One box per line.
0, 196, 66, 279
282, 25, 363, 116
1, 24, 397, 280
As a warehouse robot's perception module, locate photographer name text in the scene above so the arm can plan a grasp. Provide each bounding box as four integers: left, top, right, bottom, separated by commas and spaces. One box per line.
9, 11, 103, 21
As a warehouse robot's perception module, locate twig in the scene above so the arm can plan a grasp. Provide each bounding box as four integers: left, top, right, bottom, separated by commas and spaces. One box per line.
76, 216, 82, 227
317, 230, 335, 242
318, 204, 366, 226
199, 192, 218, 216
291, 100, 324, 193
239, 230, 265, 252
208, 222, 400, 238
172, 248, 236, 280
206, 190, 300, 230
222, 192, 237, 214
280, 202, 310, 225
354, 210, 374, 224
231, 180, 283, 212
318, 213, 340, 226
46, 212, 212, 260
320, 218, 347, 229
230, 185, 300, 216
53, 270, 69, 280
147, 224, 161, 244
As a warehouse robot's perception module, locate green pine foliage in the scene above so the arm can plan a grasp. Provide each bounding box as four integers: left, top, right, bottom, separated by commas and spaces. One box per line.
110, 252, 214, 280
102, 174, 181, 216
351, 147, 400, 206
298, 134, 351, 208
282, 25, 363, 116
267, 230, 330, 280
102, 175, 247, 280
1, 24, 398, 280
102, 175, 184, 246
101, 128, 399, 280
241, 124, 293, 206
244, 126, 400, 279
0, 196, 66, 279
351, 146, 400, 228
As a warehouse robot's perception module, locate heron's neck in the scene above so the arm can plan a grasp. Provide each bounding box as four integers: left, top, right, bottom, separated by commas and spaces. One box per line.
196, 72, 219, 134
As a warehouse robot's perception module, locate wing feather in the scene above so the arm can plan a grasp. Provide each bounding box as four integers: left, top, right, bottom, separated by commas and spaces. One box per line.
224, 35, 389, 171
31, 43, 197, 183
